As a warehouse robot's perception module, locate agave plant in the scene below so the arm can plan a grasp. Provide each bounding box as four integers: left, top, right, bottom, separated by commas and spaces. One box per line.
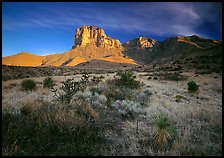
151, 114, 179, 154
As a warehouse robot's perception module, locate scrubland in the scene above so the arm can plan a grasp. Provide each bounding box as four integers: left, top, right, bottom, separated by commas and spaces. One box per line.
2, 69, 222, 156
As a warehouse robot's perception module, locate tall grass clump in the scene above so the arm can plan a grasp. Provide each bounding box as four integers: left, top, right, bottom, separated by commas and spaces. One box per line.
150, 115, 179, 154
43, 77, 55, 88
2, 101, 106, 156
187, 81, 199, 93
115, 69, 142, 89
21, 79, 37, 91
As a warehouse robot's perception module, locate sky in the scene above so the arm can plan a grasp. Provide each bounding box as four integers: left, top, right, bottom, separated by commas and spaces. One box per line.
2, 2, 222, 57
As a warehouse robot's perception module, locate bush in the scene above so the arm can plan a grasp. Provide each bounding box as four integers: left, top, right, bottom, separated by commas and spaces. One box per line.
51, 78, 82, 104
164, 72, 188, 81
21, 79, 37, 91
91, 76, 102, 84
188, 81, 199, 93
115, 70, 142, 89
111, 100, 146, 119
43, 77, 55, 88
175, 94, 185, 102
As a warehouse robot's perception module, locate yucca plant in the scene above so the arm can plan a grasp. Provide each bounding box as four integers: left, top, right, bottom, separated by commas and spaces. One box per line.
151, 115, 178, 154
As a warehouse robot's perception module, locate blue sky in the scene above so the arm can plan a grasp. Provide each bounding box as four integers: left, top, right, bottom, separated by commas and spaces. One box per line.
2, 2, 222, 57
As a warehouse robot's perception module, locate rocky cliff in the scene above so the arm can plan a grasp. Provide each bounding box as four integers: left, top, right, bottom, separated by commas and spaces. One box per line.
122, 37, 159, 64
123, 36, 158, 50
73, 25, 123, 50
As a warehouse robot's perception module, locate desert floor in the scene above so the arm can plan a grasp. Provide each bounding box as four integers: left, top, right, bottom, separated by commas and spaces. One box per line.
2, 71, 222, 156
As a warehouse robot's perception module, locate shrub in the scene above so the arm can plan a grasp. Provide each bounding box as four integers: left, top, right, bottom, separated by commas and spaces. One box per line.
111, 100, 146, 119
164, 72, 188, 81
80, 72, 90, 85
150, 115, 179, 153
136, 88, 152, 106
108, 89, 126, 101
21, 79, 37, 91
115, 70, 142, 89
91, 76, 102, 84
51, 78, 82, 104
43, 77, 55, 88
175, 94, 185, 102
187, 81, 199, 93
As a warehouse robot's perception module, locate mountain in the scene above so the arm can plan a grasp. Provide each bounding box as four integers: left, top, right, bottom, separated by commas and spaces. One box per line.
2, 25, 136, 67
123, 35, 222, 64
2, 25, 222, 67
123, 37, 159, 64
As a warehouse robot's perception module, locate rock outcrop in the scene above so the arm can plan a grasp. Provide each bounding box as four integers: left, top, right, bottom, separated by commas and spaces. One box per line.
73, 25, 123, 49
123, 36, 158, 50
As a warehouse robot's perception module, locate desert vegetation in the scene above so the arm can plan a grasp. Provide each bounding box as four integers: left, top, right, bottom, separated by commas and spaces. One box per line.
2, 68, 222, 156
21, 79, 37, 91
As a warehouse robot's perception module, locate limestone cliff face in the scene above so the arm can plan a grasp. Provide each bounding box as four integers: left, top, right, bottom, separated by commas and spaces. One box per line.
73, 25, 123, 49
123, 36, 158, 50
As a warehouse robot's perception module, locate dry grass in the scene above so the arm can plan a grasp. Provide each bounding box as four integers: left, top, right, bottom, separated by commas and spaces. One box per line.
2, 71, 222, 156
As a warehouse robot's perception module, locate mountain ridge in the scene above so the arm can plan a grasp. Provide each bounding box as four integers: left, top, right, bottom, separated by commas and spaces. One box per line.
2, 25, 222, 67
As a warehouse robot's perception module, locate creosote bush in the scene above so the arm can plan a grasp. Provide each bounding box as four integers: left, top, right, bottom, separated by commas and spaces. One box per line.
21, 79, 37, 91
43, 77, 55, 88
187, 81, 199, 93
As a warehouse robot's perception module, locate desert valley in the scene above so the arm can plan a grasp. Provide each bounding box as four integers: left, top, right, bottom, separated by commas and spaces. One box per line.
2, 25, 222, 156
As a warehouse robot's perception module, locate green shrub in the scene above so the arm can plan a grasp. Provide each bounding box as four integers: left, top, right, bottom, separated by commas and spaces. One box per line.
21, 79, 37, 91
115, 70, 142, 89
188, 81, 199, 93
43, 77, 55, 88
